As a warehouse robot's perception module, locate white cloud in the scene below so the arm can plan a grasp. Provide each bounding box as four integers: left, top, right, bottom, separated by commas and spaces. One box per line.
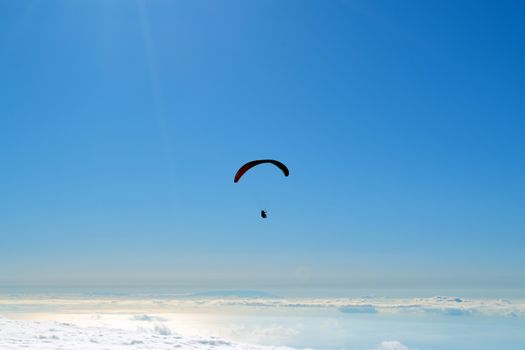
131, 314, 167, 322
339, 305, 378, 314
377, 340, 410, 350
153, 324, 172, 335
0, 317, 295, 350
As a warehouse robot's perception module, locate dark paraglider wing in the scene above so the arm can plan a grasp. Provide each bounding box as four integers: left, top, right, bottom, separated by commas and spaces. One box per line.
234, 159, 289, 183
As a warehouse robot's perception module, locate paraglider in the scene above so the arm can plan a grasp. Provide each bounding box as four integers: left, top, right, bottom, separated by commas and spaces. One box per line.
234, 159, 289, 219
234, 159, 289, 183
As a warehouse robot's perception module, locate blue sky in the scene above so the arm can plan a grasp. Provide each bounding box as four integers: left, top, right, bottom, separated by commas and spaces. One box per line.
0, 0, 524, 289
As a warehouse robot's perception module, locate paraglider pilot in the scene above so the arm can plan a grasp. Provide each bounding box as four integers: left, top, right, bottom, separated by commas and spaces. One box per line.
233, 159, 289, 220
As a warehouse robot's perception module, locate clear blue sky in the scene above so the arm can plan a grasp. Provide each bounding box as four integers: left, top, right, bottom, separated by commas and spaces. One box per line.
1, 0, 523, 289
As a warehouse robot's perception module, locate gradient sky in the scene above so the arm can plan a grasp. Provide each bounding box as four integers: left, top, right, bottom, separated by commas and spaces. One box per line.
1, 0, 524, 289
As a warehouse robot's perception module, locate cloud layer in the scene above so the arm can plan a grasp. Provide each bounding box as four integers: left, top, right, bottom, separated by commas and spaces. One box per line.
0, 316, 414, 350
0, 294, 523, 317
0, 316, 293, 350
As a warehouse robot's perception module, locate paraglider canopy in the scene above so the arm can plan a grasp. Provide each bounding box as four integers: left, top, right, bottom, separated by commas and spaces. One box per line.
234, 159, 289, 183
